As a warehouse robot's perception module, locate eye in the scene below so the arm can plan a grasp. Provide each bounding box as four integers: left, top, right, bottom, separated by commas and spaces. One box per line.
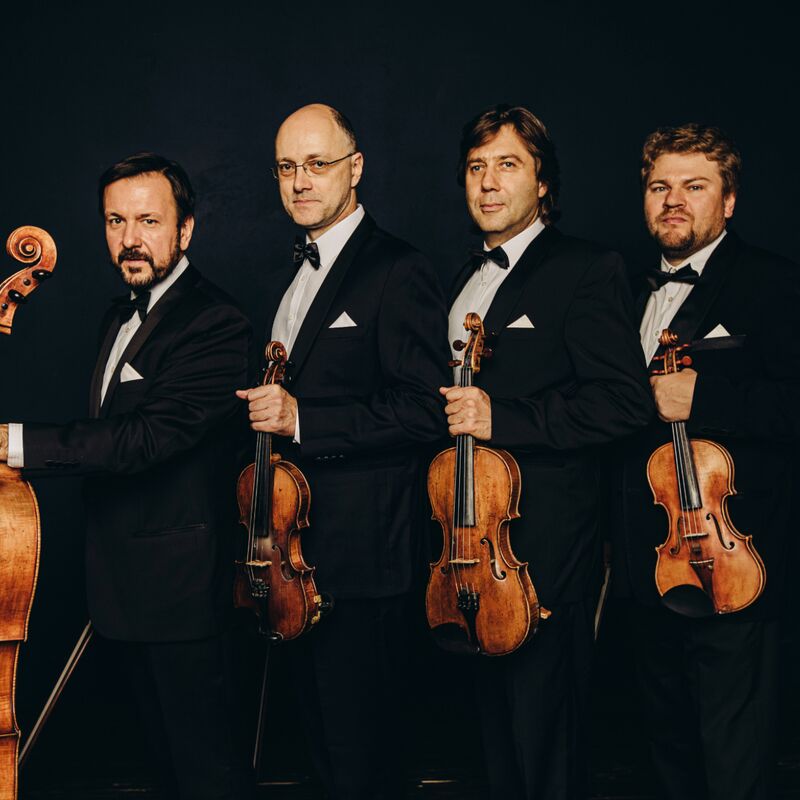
651, 186, 667, 193
143, 218, 158, 225
313, 160, 327, 169
277, 162, 295, 175
107, 217, 122, 225
688, 184, 704, 191
500, 161, 516, 169
468, 164, 484, 173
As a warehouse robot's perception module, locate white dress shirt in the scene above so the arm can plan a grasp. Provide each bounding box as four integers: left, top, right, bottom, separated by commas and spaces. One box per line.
640, 230, 726, 362
7, 255, 191, 468
449, 218, 545, 382
271, 204, 365, 442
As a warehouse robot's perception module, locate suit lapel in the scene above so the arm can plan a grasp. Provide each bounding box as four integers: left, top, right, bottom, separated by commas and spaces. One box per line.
482, 226, 561, 335
99, 265, 201, 417
285, 214, 375, 382
89, 308, 123, 417
449, 259, 476, 307
663, 231, 741, 344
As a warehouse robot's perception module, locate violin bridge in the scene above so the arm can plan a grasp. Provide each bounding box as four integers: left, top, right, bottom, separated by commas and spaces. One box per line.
245, 559, 272, 567
449, 558, 480, 565
689, 558, 714, 569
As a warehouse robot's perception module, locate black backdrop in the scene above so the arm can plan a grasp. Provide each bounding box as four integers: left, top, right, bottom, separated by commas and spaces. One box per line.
2, 1, 798, 794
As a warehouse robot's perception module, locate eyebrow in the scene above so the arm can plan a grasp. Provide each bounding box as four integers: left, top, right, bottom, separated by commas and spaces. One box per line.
277, 153, 324, 162
650, 176, 712, 186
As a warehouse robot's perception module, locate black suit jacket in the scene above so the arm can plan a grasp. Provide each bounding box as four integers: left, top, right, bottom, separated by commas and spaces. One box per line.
264, 214, 451, 599
612, 231, 800, 619
449, 226, 653, 607
22, 265, 252, 641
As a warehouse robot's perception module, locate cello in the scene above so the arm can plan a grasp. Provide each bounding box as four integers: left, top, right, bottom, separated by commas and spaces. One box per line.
234, 341, 325, 641
427, 313, 548, 656
0, 226, 56, 799
647, 328, 766, 616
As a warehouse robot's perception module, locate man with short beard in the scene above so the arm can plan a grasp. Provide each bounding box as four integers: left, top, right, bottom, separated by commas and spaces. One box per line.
0, 153, 252, 799
611, 124, 800, 800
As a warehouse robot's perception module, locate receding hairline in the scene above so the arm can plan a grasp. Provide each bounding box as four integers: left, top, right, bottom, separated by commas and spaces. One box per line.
276, 103, 357, 152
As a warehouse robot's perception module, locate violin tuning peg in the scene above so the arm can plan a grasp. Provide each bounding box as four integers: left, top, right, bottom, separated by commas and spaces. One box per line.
7, 290, 27, 304
482, 347, 493, 359
32, 269, 51, 281
680, 356, 693, 367
448, 359, 463, 368
453, 340, 466, 351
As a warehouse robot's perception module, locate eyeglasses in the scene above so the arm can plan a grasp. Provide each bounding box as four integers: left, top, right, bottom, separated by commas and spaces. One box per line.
271, 152, 356, 180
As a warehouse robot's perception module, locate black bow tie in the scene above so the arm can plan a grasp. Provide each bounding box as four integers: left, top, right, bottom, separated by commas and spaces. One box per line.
293, 238, 321, 269
646, 264, 700, 291
114, 291, 150, 324
470, 246, 509, 271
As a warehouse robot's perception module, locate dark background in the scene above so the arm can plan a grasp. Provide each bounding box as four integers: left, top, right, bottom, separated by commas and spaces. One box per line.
2, 2, 798, 796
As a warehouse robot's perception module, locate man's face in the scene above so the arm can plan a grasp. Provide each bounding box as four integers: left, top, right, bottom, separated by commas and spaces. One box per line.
465, 124, 547, 248
104, 172, 194, 290
275, 105, 363, 240
644, 152, 736, 264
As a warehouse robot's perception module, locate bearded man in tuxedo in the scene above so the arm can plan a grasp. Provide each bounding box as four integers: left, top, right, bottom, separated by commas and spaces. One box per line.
1, 152, 252, 799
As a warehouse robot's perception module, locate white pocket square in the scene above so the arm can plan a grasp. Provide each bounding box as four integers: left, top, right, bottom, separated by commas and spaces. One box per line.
704, 324, 731, 339
329, 312, 357, 329
120, 362, 144, 382
507, 314, 535, 329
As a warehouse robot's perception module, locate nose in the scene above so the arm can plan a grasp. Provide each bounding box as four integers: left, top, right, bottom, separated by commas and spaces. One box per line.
121, 222, 142, 249
663, 187, 685, 208
481, 165, 500, 192
293, 165, 313, 192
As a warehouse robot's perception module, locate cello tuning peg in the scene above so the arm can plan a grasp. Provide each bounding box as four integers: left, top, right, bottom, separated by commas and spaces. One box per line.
448, 359, 462, 368
453, 340, 466, 351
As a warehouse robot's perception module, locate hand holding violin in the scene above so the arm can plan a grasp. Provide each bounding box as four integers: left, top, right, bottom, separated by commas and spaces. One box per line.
650, 368, 698, 422
236, 385, 297, 437
439, 385, 492, 440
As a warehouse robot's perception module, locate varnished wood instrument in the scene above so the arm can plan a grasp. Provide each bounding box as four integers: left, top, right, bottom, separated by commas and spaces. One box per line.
234, 341, 325, 641
427, 313, 548, 656
647, 328, 766, 616
0, 226, 56, 799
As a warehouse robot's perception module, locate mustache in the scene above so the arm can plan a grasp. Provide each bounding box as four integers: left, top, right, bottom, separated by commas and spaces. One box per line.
117, 248, 153, 266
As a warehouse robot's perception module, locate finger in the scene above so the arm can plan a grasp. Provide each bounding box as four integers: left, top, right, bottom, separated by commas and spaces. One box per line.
235, 389, 251, 399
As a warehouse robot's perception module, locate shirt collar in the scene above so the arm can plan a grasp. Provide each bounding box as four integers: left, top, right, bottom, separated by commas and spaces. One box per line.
660, 229, 726, 275
484, 217, 546, 270
130, 254, 190, 312
306, 204, 365, 270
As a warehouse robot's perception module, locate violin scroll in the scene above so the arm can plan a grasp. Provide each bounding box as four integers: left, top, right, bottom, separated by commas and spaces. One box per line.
1, 226, 58, 335
650, 328, 693, 375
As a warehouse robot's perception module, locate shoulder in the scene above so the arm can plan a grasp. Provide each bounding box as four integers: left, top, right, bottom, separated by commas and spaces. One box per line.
358, 222, 438, 282
544, 229, 626, 280
730, 235, 798, 280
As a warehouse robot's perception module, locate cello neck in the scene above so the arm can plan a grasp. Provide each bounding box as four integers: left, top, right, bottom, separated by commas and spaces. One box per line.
453, 364, 475, 527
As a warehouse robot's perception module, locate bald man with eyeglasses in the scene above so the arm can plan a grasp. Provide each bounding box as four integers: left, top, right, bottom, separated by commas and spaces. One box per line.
237, 104, 450, 800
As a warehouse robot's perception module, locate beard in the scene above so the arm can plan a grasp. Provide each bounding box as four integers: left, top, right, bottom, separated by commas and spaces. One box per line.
655, 227, 699, 261
112, 237, 183, 290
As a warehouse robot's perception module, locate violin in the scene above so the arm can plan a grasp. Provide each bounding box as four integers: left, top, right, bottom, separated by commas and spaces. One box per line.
0, 226, 55, 799
234, 341, 325, 641
426, 313, 548, 656
647, 328, 766, 616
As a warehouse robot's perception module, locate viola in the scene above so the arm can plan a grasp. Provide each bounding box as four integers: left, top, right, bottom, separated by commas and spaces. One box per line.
648, 328, 766, 616
234, 341, 325, 641
426, 312, 548, 656
0, 226, 56, 799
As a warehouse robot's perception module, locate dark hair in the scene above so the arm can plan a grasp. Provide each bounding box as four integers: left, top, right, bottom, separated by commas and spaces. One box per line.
457, 104, 560, 224
641, 124, 741, 196
98, 152, 195, 225
330, 107, 358, 151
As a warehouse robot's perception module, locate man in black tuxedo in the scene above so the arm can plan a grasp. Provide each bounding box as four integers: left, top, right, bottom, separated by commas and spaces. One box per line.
611, 124, 800, 800
0, 153, 252, 799
237, 104, 450, 799
440, 104, 653, 800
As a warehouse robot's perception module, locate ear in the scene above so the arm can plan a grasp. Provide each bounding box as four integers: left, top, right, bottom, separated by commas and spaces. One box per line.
723, 192, 736, 220
350, 152, 364, 189
179, 215, 195, 251
537, 182, 548, 199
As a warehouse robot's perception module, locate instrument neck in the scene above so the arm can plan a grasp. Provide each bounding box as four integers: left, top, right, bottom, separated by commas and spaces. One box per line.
454, 365, 475, 527
671, 420, 702, 510
251, 430, 274, 539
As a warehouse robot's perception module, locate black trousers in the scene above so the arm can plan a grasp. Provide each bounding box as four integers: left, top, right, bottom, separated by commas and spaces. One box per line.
630, 603, 780, 800
113, 632, 253, 800
474, 599, 595, 800
286, 594, 412, 800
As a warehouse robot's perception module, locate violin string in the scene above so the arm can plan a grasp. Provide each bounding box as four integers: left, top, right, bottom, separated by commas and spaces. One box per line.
452, 363, 465, 596
671, 422, 689, 551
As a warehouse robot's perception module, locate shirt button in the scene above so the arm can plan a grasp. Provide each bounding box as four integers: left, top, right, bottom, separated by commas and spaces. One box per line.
667, 297, 674, 303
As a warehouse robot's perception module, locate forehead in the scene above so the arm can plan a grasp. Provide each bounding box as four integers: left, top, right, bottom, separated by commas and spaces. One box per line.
103, 173, 176, 213
649, 151, 724, 183
275, 114, 347, 160
467, 124, 533, 162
